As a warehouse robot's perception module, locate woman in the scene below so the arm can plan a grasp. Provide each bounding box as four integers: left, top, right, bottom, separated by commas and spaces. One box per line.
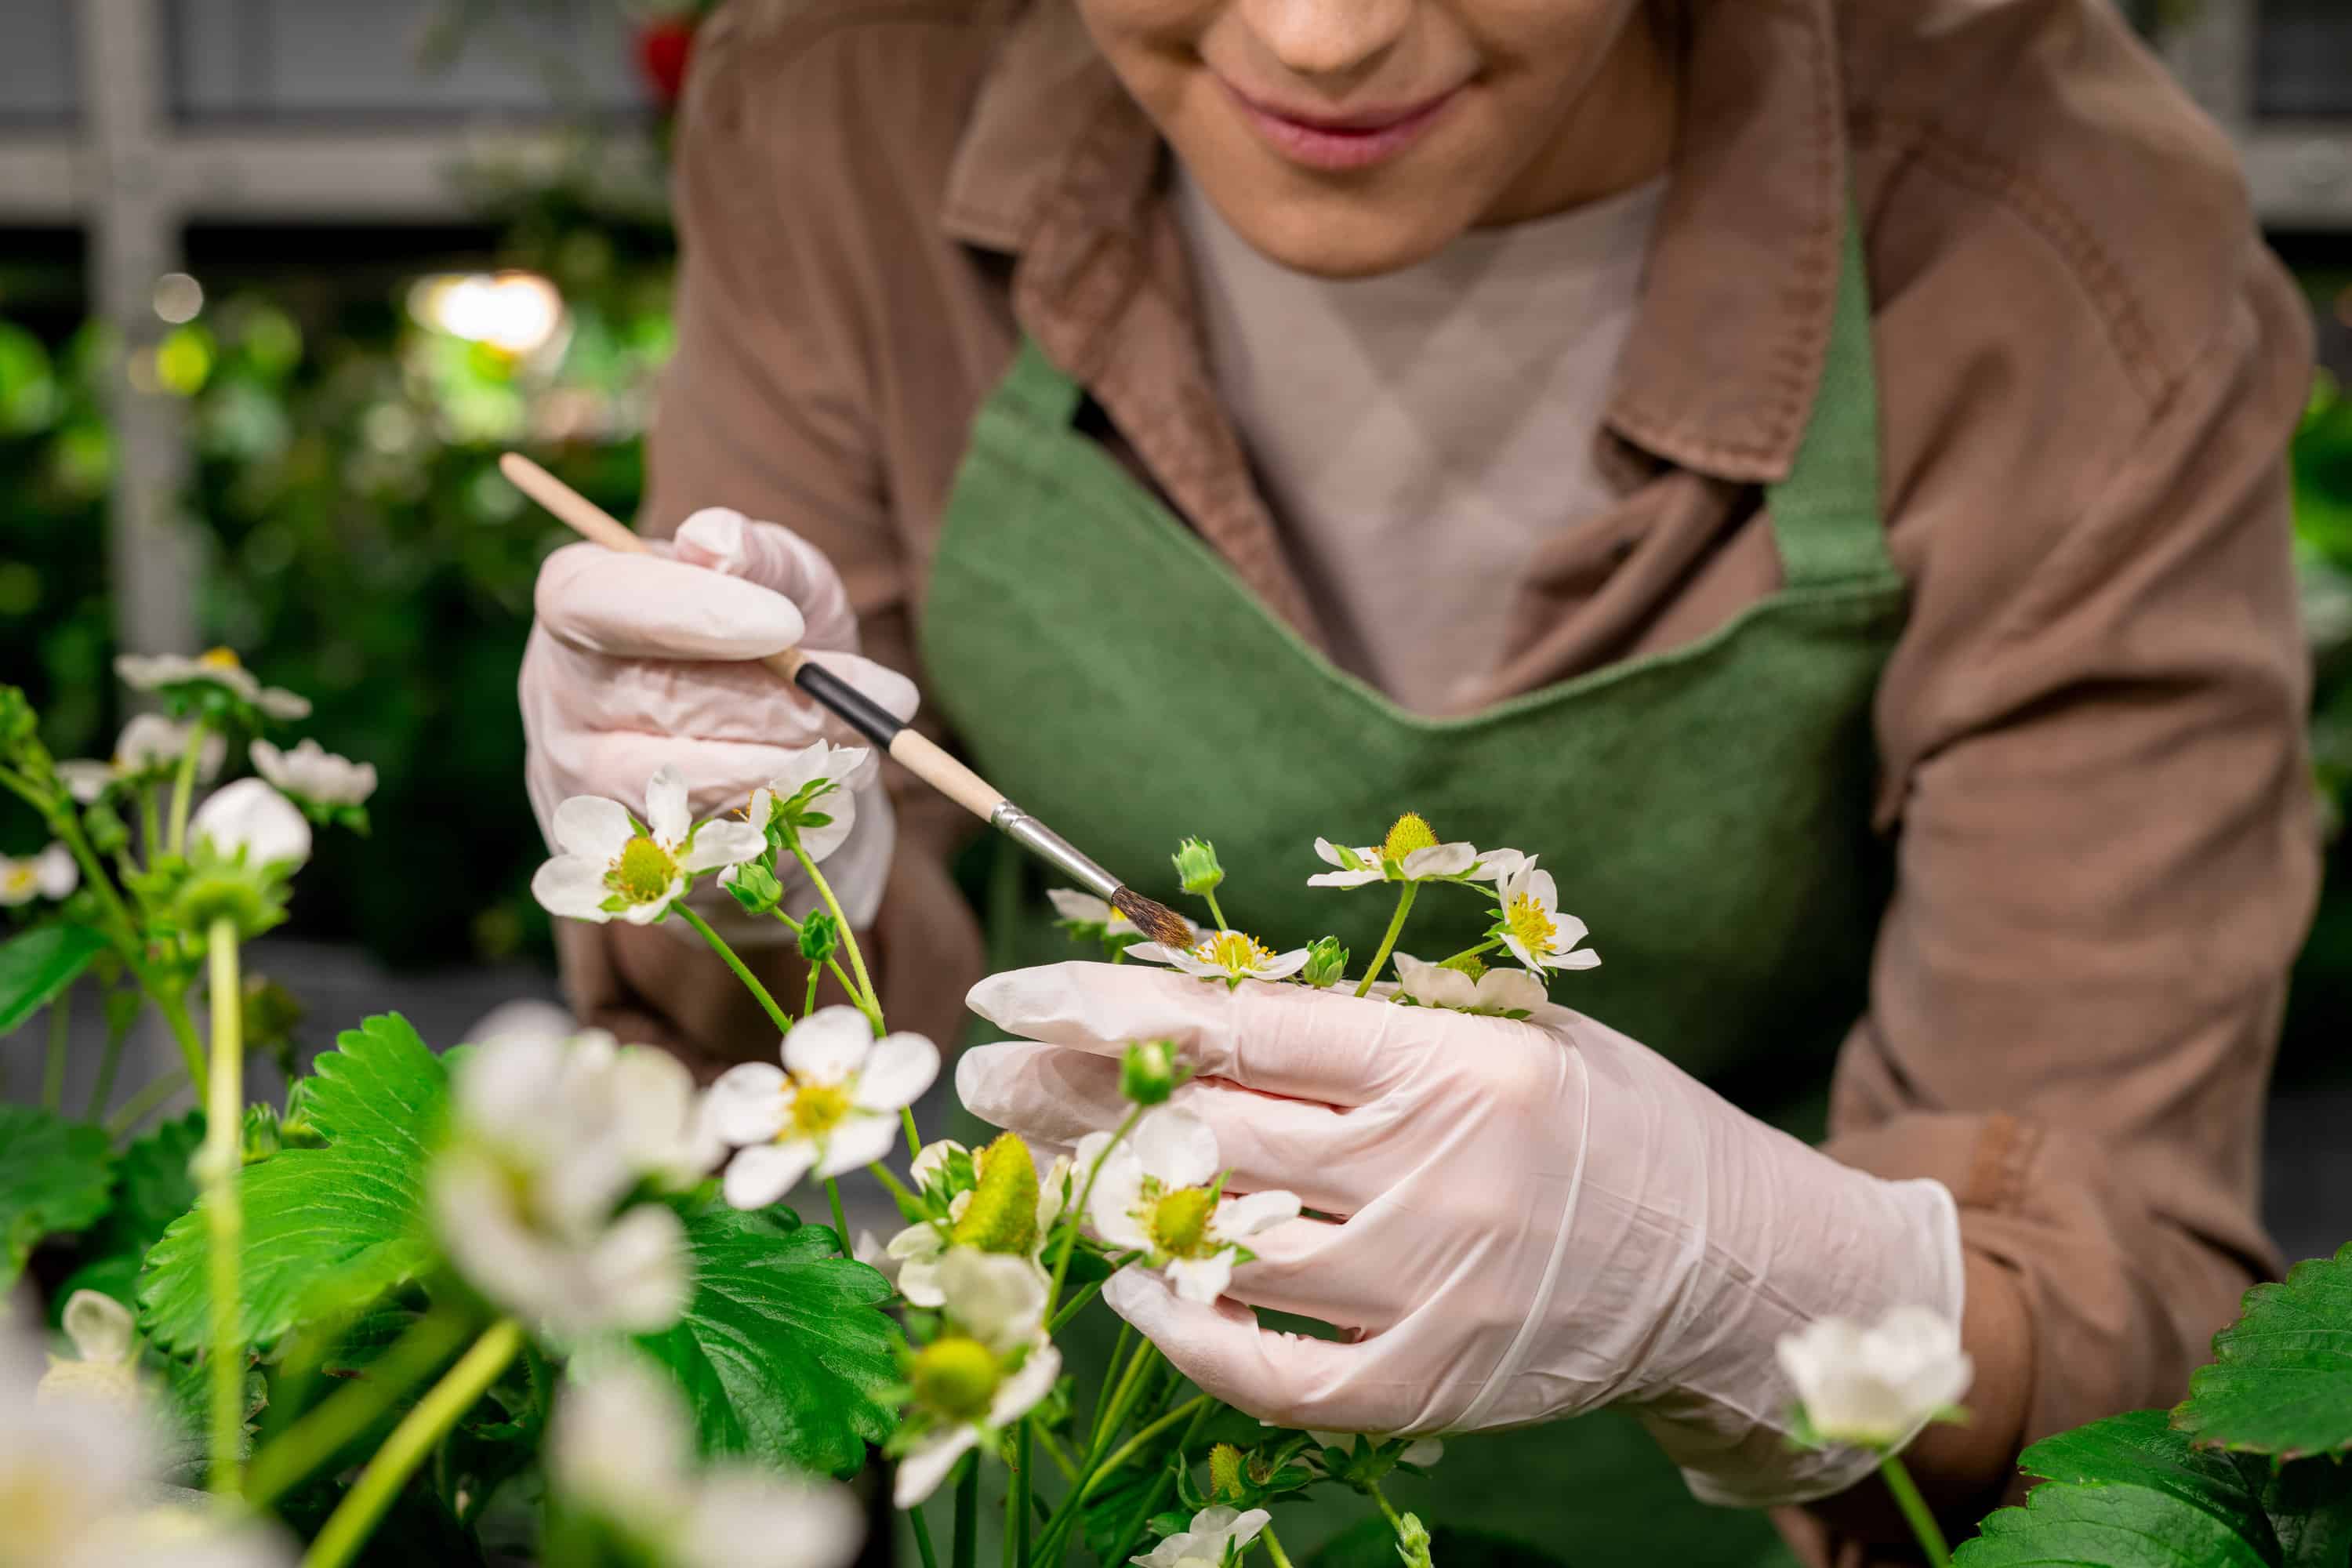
521, 0, 2319, 1559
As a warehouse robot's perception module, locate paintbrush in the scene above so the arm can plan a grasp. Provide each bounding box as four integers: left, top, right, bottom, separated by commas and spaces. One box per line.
498, 452, 1197, 949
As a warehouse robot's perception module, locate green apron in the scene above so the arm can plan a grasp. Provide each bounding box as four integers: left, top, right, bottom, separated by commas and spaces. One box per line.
920, 216, 1900, 1563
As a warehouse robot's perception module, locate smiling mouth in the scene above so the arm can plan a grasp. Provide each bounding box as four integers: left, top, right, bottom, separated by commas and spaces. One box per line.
1221, 79, 1463, 172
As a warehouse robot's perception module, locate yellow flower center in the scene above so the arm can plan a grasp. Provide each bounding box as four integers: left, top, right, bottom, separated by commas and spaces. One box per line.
1506, 892, 1558, 954
1440, 953, 1489, 981
910, 1335, 1002, 1420
2, 867, 33, 895
1195, 931, 1275, 975
788, 1080, 854, 1141
1382, 812, 1439, 862
198, 647, 243, 671
606, 835, 677, 904
1149, 1186, 1216, 1258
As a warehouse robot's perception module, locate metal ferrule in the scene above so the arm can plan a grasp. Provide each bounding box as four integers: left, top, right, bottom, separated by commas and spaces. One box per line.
991, 800, 1121, 901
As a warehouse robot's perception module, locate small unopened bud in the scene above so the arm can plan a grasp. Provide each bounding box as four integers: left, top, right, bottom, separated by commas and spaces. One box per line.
1207, 1443, 1247, 1504
240, 1103, 282, 1166
1171, 837, 1224, 895
0, 685, 34, 755
1395, 1512, 1433, 1568
1120, 1039, 1178, 1105
1301, 936, 1348, 990
909, 1336, 1001, 1420
798, 908, 840, 964
724, 859, 784, 916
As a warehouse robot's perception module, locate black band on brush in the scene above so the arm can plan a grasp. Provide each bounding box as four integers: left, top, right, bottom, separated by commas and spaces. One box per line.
793, 661, 906, 749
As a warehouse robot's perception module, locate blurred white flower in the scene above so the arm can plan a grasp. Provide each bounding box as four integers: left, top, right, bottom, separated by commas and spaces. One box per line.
0, 843, 77, 906
1126, 931, 1310, 989
58, 715, 227, 802
115, 648, 310, 720
35, 1291, 140, 1410
532, 765, 767, 926
1775, 1305, 1973, 1449
891, 1337, 1061, 1508
706, 1007, 938, 1209
1131, 1505, 1272, 1568
750, 741, 873, 865
1079, 1107, 1298, 1304
1392, 953, 1545, 1016
188, 779, 311, 870
1494, 863, 1599, 975
250, 739, 377, 810
552, 1356, 862, 1568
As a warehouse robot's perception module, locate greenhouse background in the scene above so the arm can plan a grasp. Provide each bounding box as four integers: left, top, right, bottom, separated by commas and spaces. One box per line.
3, 0, 2352, 1259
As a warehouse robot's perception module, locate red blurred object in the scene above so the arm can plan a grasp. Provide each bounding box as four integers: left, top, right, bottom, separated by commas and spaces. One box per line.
635, 16, 697, 107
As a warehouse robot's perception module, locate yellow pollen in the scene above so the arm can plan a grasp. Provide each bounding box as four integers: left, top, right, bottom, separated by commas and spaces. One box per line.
1382, 812, 1439, 862
606, 835, 676, 903
2, 869, 32, 895
1195, 931, 1275, 974
198, 647, 243, 670
788, 1080, 854, 1140
1150, 1186, 1215, 1257
1506, 892, 1558, 953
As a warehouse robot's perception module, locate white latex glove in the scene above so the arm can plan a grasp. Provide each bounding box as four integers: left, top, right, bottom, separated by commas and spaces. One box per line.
956, 964, 1965, 1507
521, 507, 917, 934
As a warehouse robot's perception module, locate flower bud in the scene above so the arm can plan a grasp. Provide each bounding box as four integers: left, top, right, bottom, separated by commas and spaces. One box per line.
1207, 1443, 1247, 1504
1396, 1512, 1433, 1568
724, 859, 784, 916
909, 1335, 1001, 1420
1120, 1039, 1178, 1105
1439, 953, 1487, 981
0, 685, 35, 756
1171, 837, 1224, 895
1301, 936, 1348, 990
949, 1132, 1040, 1255
798, 908, 840, 965
241, 1102, 283, 1166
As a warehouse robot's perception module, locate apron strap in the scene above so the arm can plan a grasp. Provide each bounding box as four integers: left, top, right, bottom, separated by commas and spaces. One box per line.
996, 337, 1090, 430
1762, 205, 1897, 590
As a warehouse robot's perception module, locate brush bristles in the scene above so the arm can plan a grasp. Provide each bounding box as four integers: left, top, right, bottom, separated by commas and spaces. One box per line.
1110, 888, 1197, 949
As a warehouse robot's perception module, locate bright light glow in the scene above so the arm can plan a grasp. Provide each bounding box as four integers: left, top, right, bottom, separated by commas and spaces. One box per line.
153, 272, 205, 324
408, 270, 565, 356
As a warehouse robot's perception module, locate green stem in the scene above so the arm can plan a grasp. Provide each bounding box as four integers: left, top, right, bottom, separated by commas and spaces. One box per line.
1877, 1452, 1952, 1568
804, 964, 822, 1020
1367, 1478, 1405, 1534
165, 720, 210, 858
1046, 1252, 1142, 1334
243, 1305, 473, 1509
41, 983, 72, 1112
866, 1161, 919, 1214
140, 784, 162, 867
790, 842, 883, 1030
1044, 1105, 1142, 1322
1202, 888, 1231, 932
1087, 1394, 1211, 1496
1008, 1418, 1032, 1568
1034, 1423, 1079, 1483
1102, 1396, 1214, 1566
1039, 1345, 1166, 1560
1261, 1525, 1297, 1568
909, 1497, 943, 1568
107, 1069, 189, 1140
952, 1452, 978, 1568
1353, 883, 1418, 999
826, 1176, 851, 1250
677, 905, 796, 1037
1092, 1323, 1135, 1444
300, 1319, 524, 1568
902, 1105, 922, 1161
1437, 935, 1503, 968
202, 916, 245, 1495
84, 993, 134, 1120
158, 987, 209, 1097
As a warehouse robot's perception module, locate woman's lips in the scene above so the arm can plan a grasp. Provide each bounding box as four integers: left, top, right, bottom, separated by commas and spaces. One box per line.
1222, 81, 1461, 172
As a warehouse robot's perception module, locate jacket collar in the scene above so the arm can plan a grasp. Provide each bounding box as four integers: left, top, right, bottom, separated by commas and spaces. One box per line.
941, 0, 1855, 486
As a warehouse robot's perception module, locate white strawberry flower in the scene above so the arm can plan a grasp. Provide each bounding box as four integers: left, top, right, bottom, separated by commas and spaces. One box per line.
1306, 812, 1488, 887
35, 1291, 141, 1410
0, 843, 77, 906
58, 715, 227, 802
706, 1007, 939, 1208
1127, 930, 1310, 989
115, 648, 310, 720
748, 740, 873, 865
188, 779, 311, 870
552, 1355, 864, 1568
1131, 1505, 1272, 1568
888, 1144, 1071, 1315
249, 738, 377, 810
532, 764, 768, 926
1775, 1305, 1974, 1449
1079, 1106, 1298, 1303
891, 1334, 1062, 1508
1392, 953, 1546, 1017
1494, 862, 1600, 974
1046, 888, 1200, 943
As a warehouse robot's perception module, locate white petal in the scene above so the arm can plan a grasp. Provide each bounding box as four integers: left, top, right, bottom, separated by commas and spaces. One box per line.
1392, 953, 1475, 1009
645, 764, 691, 846
1047, 888, 1115, 925
794, 786, 857, 865
1465, 848, 1532, 883
894, 1427, 978, 1508
936, 1250, 1047, 1353
1134, 1105, 1219, 1189
1120, 942, 1184, 967
815, 1114, 900, 1178
1305, 869, 1383, 888
258, 684, 313, 720
1523, 868, 1562, 918
1475, 968, 1549, 1013
552, 795, 636, 859
910, 1139, 968, 1192
705, 1064, 790, 1145
33, 844, 78, 899
679, 1469, 866, 1568
1401, 1438, 1444, 1467
1400, 842, 1476, 879
989, 1342, 1062, 1425
56, 760, 113, 803
1250, 949, 1311, 981
681, 819, 768, 873
1162, 953, 1226, 978
1544, 948, 1602, 971
896, 1254, 946, 1308
1209, 1189, 1300, 1242
60, 1290, 136, 1366
1084, 1148, 1151, 1251
531, 855, 613, 922
1164, 1251, 1234, 1304
191, 778, 311, 867
854, 1033, 940, 1112
456, 1034, 566, 1135
585, 1205, 692, 1333
724, 1142, 817, 1209
784, 1007, 874, 1085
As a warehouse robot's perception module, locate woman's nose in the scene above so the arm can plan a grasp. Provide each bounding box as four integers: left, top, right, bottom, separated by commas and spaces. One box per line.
1233, 0, 1416, 84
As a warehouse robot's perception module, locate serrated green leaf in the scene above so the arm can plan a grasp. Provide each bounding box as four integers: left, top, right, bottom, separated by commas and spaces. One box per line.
2020, 1410, 2279, 1554
0, 922, 107, 1034
2243, 1454, 2352, 1568
633, 1193, 899, 1479
1958, 1473, 2279, 1568
2176, 1243, 2352, 1458
139, 1014, 445, 1355
0, 1102, 111, 1286
56, 1111, 204, 1312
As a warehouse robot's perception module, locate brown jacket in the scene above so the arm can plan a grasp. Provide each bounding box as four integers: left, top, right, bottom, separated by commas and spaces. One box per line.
562, 0, 2321, 1555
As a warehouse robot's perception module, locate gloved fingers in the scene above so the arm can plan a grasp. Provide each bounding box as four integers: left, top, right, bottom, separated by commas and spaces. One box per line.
798, 648, 921, 727
539, 642, 917, 749
965, 963, 1421, 1106
673, 508, 859, 652
954, 1042, 1382, 1216
1100, 1267, 1408, 1433
534, 540, 805, 661
1222, 1217, 1406, 1331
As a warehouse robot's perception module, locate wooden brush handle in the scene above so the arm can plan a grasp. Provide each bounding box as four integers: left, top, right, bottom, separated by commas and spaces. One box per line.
499, 452, 1007, 822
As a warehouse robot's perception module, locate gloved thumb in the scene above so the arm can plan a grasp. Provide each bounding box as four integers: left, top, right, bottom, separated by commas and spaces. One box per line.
673, 507, 860, 652
534, 539, 805, 662
1102, 1267, 1385, 1431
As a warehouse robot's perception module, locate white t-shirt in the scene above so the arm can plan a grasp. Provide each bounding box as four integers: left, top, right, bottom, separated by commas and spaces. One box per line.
1172, 168, 1667, 714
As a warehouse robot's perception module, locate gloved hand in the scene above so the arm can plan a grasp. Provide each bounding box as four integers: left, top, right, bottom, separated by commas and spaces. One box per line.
956, 964, 1965, 1507
522, 507, 917, 931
